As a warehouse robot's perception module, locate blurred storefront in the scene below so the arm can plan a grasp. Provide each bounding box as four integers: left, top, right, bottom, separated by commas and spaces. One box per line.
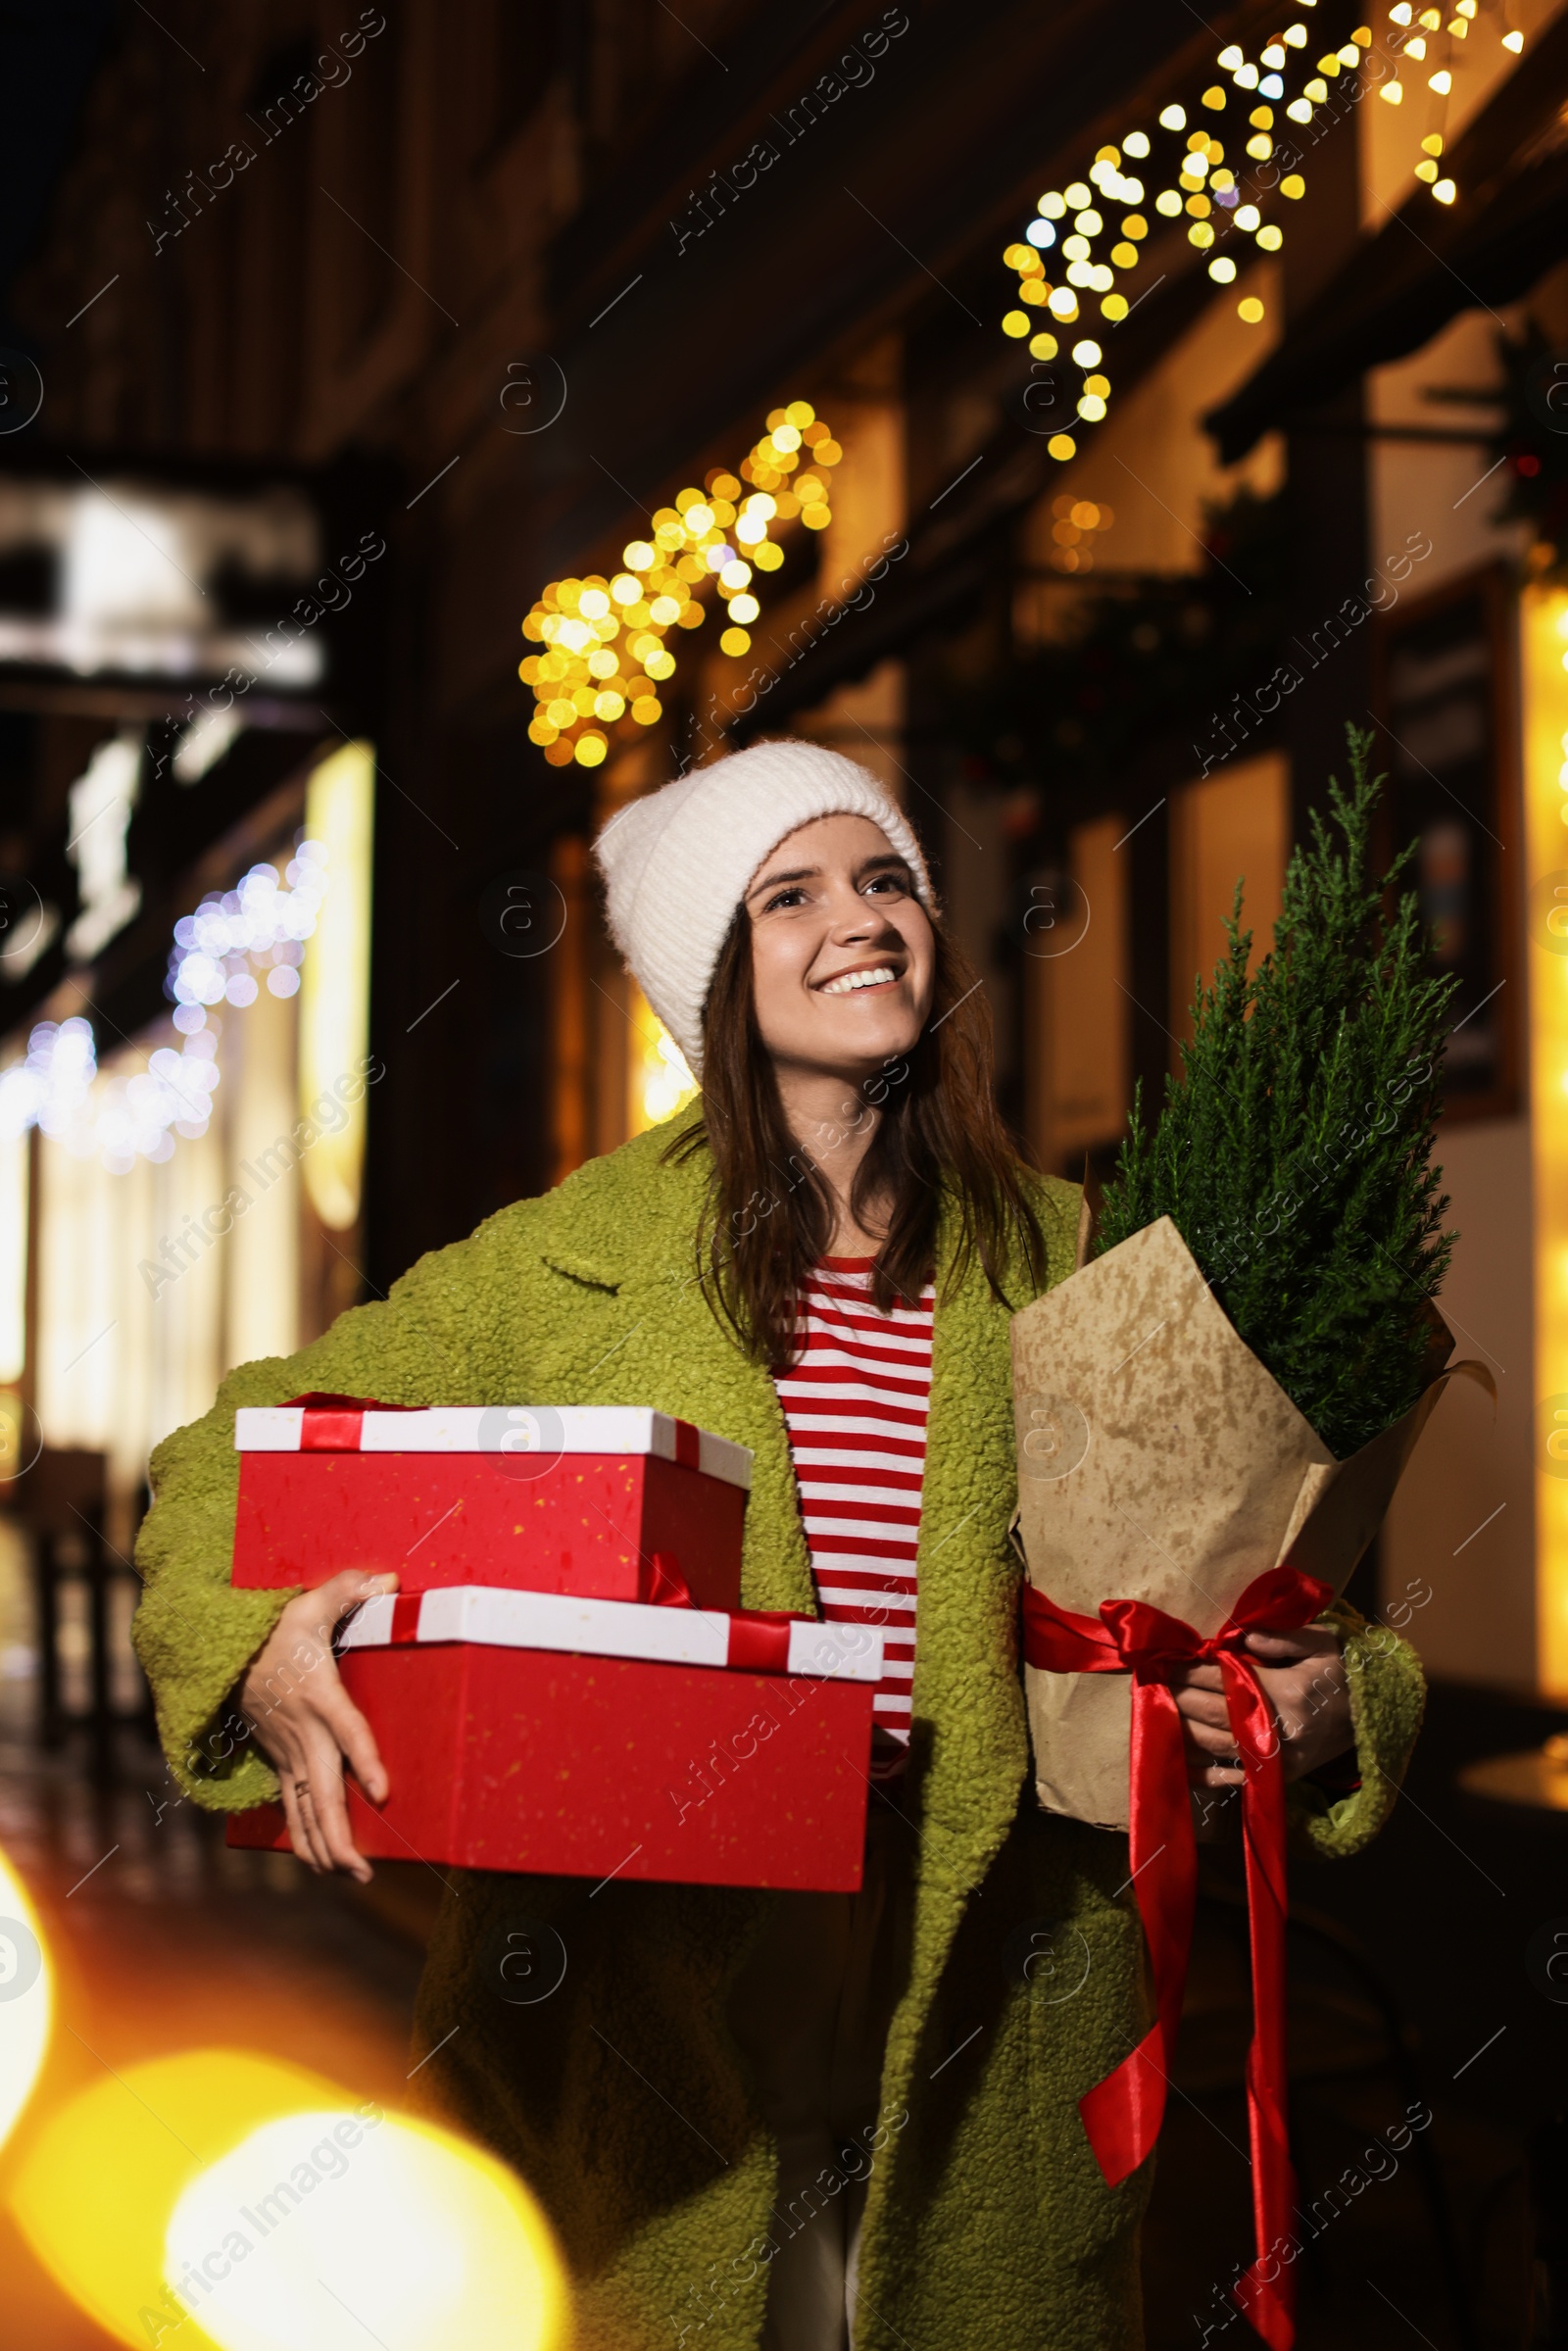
0, 444, 383, 1730
4, 742, 372, 1496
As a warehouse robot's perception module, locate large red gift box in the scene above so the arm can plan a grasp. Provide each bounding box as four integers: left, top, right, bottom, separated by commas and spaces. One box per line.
226, 1587, 883, 1891
231, 1400, 750, 1609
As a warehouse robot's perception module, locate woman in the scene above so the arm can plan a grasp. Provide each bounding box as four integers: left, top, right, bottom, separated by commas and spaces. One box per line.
134, 740, 1424, 2350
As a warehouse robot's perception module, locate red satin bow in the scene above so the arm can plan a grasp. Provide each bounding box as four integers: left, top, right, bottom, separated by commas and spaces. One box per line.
1021, 1562, 1334, 2351
644, 1551, 808, 1672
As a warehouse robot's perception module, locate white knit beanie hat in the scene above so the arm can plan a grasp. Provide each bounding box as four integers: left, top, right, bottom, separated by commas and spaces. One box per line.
593, 740, 934, 1074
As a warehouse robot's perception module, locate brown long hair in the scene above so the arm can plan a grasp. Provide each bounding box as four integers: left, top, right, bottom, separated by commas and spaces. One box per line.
666, 903, 1046, 1366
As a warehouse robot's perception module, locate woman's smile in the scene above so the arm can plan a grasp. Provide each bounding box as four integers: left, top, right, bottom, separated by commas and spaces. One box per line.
814, 961, 905, 997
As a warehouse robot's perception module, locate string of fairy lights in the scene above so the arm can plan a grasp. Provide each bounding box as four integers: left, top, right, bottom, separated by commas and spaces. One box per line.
519, 401, 841, 767
1001, 0, 1535, 464
514, 4, 1536, 752
1379, 0, 1523, 137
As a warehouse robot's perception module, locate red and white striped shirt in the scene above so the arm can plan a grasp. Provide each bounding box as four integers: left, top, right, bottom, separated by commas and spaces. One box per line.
772, 1257, 935, 1757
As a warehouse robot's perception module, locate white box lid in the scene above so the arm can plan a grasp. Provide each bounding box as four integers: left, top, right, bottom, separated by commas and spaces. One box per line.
234, 1403, 751, 1492
339, 1585, 882, 1682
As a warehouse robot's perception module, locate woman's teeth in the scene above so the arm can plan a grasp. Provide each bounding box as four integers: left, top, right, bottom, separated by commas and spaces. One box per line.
819, 966, 897, 996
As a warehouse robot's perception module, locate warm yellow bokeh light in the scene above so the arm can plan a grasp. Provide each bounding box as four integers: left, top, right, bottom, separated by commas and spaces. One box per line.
165, 2107, 566, 2351
11, 2050, 350, 2350
1001, 20, 1479, 400
1525, 590, 1568, 1692
519, 401, 838, 754
627, 985, 698, 1136
0, 1843, 51, 2153
11, 2050, 567, 2351
299, 741, 373, 1231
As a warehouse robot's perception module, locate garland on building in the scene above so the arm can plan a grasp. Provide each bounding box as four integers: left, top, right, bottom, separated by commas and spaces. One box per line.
518, 401, 842, 768
1000, 0, 1535, 465
1095, 726, 1458, 1458
0, 845, 326, 1173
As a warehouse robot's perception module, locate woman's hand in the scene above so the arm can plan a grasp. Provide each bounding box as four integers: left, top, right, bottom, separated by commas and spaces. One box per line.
1167, 1625, 1353, 1790
237, 1568, 398, 1882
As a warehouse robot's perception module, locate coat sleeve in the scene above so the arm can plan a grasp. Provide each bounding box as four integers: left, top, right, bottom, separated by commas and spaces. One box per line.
1287, 1599, 1426, 1859
131, 1204, 532, 1811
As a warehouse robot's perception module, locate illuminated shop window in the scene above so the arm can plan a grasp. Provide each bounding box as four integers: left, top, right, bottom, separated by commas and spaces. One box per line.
1523, 587, 1568, 1690
298, 740, 374, 1230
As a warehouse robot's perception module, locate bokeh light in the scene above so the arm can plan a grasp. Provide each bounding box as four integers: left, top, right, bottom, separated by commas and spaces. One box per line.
1000, 4, 1527, 437
517, 399, 842, 758
13, 2049, 347, 2347
10, 2048, 567, 2351
166, 2107, 567, 2351
0, 1842, 51, 2155
0, 842, 326, 1176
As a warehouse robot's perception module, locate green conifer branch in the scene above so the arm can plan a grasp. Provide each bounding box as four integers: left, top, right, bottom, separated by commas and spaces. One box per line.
1094, 724, 1460, 1458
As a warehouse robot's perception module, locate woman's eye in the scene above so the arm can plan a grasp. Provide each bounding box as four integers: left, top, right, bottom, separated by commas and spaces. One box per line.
864, 874, 907, 897
764, 887, 807, 911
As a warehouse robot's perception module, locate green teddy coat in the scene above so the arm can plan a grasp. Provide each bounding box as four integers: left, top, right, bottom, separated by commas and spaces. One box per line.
133, 1110, 1426, 2350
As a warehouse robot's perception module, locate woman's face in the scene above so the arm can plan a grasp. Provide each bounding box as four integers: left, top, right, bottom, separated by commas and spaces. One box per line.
744, 813, 936, 1085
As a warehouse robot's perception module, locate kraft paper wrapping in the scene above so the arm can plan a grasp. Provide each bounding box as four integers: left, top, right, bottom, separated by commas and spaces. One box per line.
1011, 1214, 1482, 1831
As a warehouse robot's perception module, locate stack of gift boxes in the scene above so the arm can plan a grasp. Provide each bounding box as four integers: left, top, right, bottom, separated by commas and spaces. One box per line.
225, 1398, 882, 1890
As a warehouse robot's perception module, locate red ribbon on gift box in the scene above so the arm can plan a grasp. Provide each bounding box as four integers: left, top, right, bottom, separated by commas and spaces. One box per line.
375, 1552, 812, 1676
284, 1393, 417, 1449
1021, 1562, 1334, 2351
389, 1593, 422, 1644
645, 1550, 808, 1672
280, 1394, 709, 1462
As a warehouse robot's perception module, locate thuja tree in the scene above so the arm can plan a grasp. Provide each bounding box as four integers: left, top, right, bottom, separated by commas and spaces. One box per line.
1095, 726, 1459, 1459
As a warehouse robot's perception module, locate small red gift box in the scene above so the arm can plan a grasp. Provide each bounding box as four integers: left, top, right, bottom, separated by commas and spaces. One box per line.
231, 1400, 750, 1610
226, 1587, 883, 1891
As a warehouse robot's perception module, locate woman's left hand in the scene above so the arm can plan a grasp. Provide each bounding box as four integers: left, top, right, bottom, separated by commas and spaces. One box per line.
1167, 1625, 1353, 1789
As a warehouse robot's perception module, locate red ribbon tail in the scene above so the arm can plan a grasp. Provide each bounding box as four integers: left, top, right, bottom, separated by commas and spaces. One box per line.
1234, 2265, 1295, 2351
1024, 1557, 1328, 2332
1076, 1677, 1197, 2190
1225, 1656, 1298, 2351
1077, 2023, 1168, 2186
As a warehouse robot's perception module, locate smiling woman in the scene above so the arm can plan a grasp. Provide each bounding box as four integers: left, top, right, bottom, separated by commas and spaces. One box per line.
133, 737, 1420, 2351
673, 805, 1046, 1368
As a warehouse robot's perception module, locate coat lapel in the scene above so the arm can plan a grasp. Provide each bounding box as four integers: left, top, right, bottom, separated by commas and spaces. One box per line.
909, 1197, 1031, 1856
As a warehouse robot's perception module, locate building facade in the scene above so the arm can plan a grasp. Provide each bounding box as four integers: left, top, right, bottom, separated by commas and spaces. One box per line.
0, 0, 1561, 1701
